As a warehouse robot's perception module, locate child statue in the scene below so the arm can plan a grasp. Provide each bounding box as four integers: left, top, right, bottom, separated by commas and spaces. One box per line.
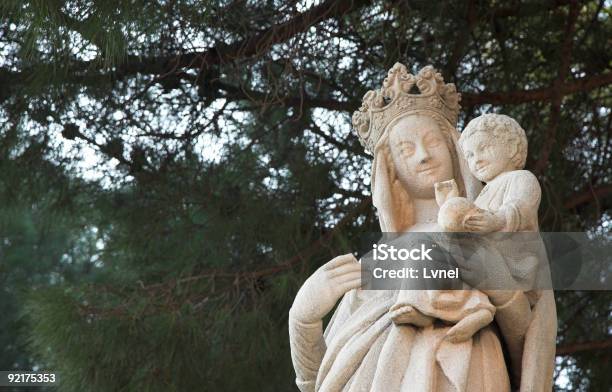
453, 113, 540, 234
438, 113, 544, 292
391, 114, 543, 342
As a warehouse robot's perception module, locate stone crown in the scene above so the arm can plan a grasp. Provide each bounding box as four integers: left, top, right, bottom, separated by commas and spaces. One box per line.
352, 63, 461, 154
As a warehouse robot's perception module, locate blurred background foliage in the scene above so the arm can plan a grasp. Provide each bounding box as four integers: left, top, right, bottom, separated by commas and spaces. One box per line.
0, 0, 610, 390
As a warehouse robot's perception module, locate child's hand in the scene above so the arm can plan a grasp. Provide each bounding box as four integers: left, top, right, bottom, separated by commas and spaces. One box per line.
463, 210, 505, 232
445, 309, 493, 343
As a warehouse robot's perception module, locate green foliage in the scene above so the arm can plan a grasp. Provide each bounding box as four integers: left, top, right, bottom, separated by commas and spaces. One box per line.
0, 0, 610, 391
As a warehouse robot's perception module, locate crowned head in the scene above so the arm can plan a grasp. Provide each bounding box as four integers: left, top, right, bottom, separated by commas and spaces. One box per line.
355, 64, 481, 232
352, 63, 461, 155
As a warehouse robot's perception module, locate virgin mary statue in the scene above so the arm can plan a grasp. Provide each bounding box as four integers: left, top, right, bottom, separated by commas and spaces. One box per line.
288, 63, 557, 392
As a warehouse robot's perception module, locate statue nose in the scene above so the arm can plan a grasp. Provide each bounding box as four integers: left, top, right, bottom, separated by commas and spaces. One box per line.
415, 145, 431, 164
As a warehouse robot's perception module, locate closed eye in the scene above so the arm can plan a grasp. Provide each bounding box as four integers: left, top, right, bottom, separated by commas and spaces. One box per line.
398, 141, 415, 156
424, 135, 442, 148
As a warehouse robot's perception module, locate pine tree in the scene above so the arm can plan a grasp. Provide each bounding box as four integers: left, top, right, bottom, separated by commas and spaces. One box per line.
1, 1, 610, 390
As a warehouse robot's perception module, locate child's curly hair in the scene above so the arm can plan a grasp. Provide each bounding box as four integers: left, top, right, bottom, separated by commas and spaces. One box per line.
459, 113, 528, 170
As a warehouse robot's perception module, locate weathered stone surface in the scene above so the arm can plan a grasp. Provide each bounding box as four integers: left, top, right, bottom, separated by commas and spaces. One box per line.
289, 64, 556, 392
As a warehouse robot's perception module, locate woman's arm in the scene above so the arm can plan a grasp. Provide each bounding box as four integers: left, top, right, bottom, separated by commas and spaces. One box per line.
288, 314, 326, 392
288, 254, 362, 391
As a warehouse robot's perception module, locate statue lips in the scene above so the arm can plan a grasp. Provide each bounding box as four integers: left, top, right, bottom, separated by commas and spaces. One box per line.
475, 163, 490, 176
417, 163, 441, 175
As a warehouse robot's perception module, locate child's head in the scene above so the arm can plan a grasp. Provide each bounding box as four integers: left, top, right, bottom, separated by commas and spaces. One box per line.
459, 114, 527, 182
438, 197, 478, 232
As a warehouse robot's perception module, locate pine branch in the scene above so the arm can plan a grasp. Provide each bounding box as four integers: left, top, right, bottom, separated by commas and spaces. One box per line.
74, 197, 373, 318
142, 197, 372, 291
215, 79, 355, 113
490, 0, 578, 18
443, 0, 478, 81
564, 184, 612, 209
556, 338, 612, 355
4, 67, 608, 118
460, 72, 612, 107
534, 0, 581, 174
116, 0, 372, 76
213, 72, 612, 112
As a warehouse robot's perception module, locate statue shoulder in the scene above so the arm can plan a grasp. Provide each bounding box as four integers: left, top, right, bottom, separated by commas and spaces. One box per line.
504, 170, 540, 190
505, 169, 537, 181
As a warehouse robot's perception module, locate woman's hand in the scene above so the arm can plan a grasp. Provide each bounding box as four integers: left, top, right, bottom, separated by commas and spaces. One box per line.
289, 253, 362, 324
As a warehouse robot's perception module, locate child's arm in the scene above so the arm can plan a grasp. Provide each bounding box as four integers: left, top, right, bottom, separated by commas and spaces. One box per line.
464, 171, 541, 233
496, 171, 541, 232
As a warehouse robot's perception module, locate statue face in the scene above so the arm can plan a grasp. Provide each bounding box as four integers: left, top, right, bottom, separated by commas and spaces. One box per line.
388, 115, 454, 199
460, 130, 514, 182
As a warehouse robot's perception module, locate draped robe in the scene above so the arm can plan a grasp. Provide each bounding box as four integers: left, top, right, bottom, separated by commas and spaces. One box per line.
289, 118, 556, 392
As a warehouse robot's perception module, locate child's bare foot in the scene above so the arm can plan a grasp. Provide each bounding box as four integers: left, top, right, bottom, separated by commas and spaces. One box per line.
445, 309, 493, 343
390, 305, 434, 327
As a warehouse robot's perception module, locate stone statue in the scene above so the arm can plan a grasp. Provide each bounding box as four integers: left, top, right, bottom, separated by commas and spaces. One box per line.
390, 112, 547, 379
289, 63, 557, 392
435, 179, 478, 231
388, 175, 495, 343
457, 113, 540, 233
